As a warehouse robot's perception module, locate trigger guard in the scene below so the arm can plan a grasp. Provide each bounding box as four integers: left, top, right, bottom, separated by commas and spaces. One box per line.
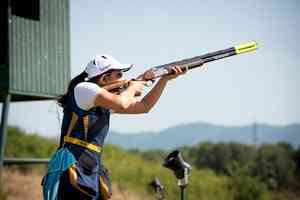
145, 80, 155, 87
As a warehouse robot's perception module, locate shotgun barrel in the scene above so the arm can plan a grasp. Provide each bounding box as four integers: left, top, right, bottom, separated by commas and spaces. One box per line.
151, 41, 258, 78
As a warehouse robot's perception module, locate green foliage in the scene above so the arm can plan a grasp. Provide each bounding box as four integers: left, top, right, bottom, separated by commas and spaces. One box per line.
128, 149, 168, 163
5, 126, 58, 158
103, 144, 234, 200
183, 142, 256, 176
293, 146, 300, 176
0, 186, 6, 200
254, 144, 297, 189
229, 163, 267, 200
3, 126, 299, 200
176, 142, 299, 191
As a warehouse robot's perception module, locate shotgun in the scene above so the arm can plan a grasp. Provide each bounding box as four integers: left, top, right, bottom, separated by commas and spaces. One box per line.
103, 41, 258, 92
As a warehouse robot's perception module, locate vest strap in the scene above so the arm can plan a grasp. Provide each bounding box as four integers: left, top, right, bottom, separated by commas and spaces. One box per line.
63, 136, 101, 153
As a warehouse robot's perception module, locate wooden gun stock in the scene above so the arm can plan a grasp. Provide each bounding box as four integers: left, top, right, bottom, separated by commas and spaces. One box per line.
102, 80, 129, 93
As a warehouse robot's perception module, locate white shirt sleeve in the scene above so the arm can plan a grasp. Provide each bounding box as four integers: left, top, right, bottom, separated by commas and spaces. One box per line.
74, 82, 104, 110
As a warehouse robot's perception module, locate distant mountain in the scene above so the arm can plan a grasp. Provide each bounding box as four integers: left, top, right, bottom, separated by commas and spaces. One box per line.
106, 122, 300, 150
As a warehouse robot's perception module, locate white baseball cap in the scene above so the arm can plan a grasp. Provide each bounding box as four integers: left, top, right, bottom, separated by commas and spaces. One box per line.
85, 54, 133, 80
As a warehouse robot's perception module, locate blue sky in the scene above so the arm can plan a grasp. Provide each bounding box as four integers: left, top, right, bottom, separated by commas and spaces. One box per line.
3, 0, 300, 137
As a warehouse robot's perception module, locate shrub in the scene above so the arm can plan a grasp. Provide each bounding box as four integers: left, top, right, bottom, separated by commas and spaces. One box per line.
230, 164, 267, 200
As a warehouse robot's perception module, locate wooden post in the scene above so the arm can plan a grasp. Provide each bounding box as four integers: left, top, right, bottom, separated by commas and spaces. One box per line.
0, 94, 11, 181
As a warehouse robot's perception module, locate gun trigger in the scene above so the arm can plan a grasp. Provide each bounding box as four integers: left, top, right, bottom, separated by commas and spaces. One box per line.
145, 80, 154, 87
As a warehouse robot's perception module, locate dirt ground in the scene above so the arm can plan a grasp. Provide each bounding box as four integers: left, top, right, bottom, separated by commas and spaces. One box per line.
2, 169, 150, 200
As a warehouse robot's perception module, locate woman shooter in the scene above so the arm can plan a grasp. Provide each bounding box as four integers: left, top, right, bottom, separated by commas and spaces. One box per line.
42, 54, 186, 200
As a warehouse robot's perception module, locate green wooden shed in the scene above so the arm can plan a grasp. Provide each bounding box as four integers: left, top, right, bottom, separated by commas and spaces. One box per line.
0, 0, 70, 177
0, 0, 70, 101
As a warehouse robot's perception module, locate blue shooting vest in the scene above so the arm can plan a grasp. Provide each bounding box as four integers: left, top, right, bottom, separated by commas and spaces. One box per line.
42, 87, 112, 200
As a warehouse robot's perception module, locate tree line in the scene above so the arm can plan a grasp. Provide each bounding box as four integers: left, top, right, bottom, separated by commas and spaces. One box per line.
133, 141, 300, 192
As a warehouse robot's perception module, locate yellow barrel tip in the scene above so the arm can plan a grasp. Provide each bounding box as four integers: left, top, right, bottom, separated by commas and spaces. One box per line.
235, 41, 258, 54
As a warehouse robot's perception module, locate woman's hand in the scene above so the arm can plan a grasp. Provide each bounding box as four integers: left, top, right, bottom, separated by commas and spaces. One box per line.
128, 80, 146, 96
137, 68, 156, 81
162, 65, 188, 81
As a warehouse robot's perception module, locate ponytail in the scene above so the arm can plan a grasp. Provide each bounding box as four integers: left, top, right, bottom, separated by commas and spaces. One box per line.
57, 71, 88, 107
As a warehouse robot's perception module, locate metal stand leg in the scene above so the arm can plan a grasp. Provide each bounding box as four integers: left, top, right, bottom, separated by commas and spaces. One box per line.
0, 94, 11, 181
180, 186, 185, 200
178, 168, 188, 200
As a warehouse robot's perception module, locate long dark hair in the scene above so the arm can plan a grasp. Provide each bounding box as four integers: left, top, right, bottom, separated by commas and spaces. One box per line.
57, 69, 117, 107
57, 71, 88, 107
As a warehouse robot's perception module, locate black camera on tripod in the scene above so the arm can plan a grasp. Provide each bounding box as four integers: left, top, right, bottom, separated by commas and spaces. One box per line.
163, 150, 191, 200
149, 177, 164, 200
163, 150, 191, 186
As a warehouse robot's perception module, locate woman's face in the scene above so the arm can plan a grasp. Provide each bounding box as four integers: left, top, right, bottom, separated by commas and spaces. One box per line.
97, 70, 123, 86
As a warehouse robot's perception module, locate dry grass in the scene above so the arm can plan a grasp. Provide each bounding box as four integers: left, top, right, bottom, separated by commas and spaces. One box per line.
3, 169, 42, 200
2, 169, 151, 200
